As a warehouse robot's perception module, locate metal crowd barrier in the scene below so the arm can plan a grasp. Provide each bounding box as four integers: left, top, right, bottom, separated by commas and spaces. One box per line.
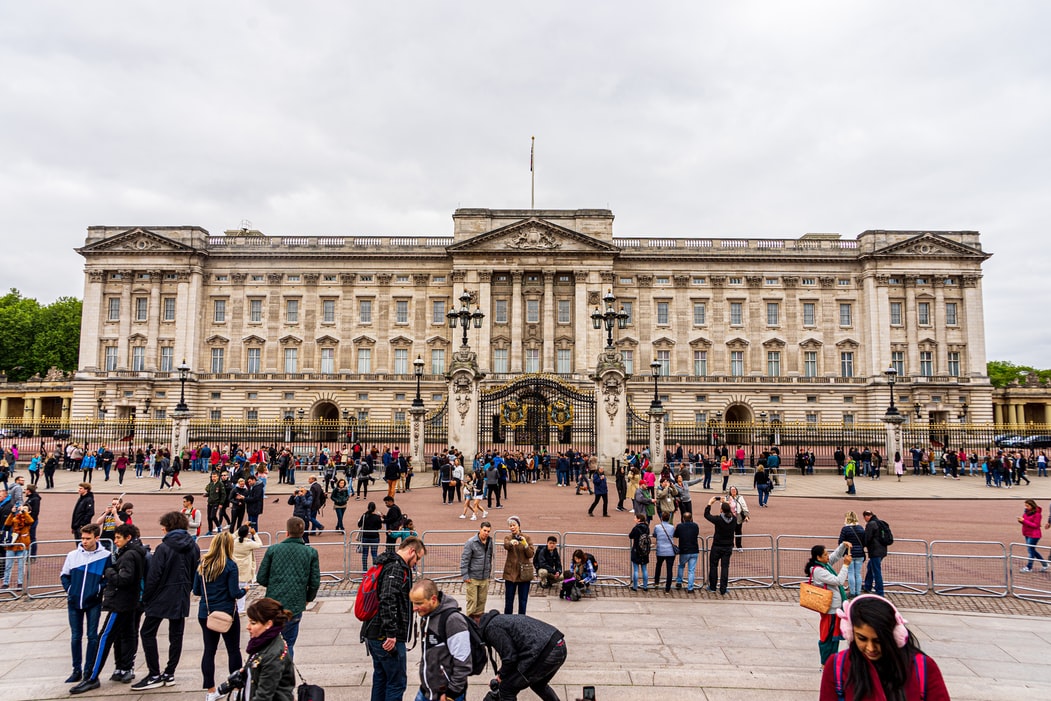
881, 538, 931, 595
1008, 542, 1051, 603
730, 467, 788, 493
929, 540, 1008, 598
706, 533, 775, 589
26, 538, 114, 600
0, 543, 26, 600
775, 534, 831, 589
418, 529, 514, 584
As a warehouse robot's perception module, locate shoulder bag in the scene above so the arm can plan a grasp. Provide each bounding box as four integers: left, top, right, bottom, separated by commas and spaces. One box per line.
799, 573, 833, 614
202, 576, 234, 633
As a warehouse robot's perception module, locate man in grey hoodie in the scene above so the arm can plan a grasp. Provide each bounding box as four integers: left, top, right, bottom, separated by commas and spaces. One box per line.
411, 579, 472, 701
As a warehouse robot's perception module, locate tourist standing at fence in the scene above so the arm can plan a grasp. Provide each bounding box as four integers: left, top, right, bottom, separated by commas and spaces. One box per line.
383, 495, 403, 552
330, 478, 350, 533
44, 450, 58, 488
819, 595, 950, 701
844, 458, 857, 495
726, 486, 749, 550
2, 503, 32, 590
204, 472, 226, 536
133, 510, 199, 691
894, 451, 904, 482
70, 482, 95, 538
838, 512, 866, 598
674, 511, 700, 592
502, 516, 535, 614
61, 524, 110, 685
357, 502, 383, 572
614, 460, 628, 511
629, 512, 650, 591
653, 514, 677, 593
1018, 499, 1049, 573
704, 496, 736, 595
719, 455, 732, 491
256, 517, 321, 660
805, 542, 850, 665
655, 476, 677, 524
460, 521, 494, 621
360, 537, 426, 701
861, 510, 887, 596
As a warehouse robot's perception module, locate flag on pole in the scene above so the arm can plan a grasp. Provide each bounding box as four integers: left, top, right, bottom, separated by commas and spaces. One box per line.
530, 136, 534, 172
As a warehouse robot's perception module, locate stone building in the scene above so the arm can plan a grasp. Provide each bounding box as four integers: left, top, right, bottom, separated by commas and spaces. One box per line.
70, 208, 994, 458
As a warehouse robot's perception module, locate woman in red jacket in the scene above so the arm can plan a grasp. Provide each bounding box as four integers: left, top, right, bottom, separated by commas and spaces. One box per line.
1018, 499, 1048, 573
819, 595, 949, 701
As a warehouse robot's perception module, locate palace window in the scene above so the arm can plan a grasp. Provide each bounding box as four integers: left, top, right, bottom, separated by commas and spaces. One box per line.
656, 350, 670, 376
359, 300, 372, 324
556, 349, 572, 374
494, 299, 508, 324
135, 297, 148, 321
621, 349, 634, 374
767, 351, 781, 377
730, 351, 744, 377
947, 351, 960, 377
945, 302, 958, 326
107, 297, 120, 321
526, 299, 540, 324
918, 302, 931, 326
730, 302, 743, 325
919, 351, 933, 377
213, 299, 226, 323
321, 348, 335, 374
247, 347, 261, 374
395, 300, 409, 324
283, 348, 297, 373
357, 348, 371, 374
766, 302, 779, 326
839, 303, 852, 327
431, 348, 445, 374
693, 302, 706, 326
804, 351, 817, 378
891, 351, 905, 376
285, 299, 299, 323
432, 300, 446, 324
525, 348, 540, 373
493, 348, 509, 373
890, 302, 903, 326
249, 299, 263, 323
322, 299, 336, 324
163, 297, 176, 321
211, 347, 224, 373
693, 350, 707, 376
840, 351, 854, 378
557, 300, 571, 324
803, 302, 816, 326
160, 346, 173, 372
656, 302, 669, 325
131, 346, 145, 371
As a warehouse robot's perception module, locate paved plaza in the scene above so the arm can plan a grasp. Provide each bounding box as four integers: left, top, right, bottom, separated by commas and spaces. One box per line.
3, 470, 1050, 700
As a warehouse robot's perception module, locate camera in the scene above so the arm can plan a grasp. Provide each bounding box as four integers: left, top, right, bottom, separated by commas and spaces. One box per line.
713, 496, 722, 501
216, 668, 247, 695
482, 678, 501, 701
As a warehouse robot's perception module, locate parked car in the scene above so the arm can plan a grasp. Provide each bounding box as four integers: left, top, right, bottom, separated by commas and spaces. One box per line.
0, 428, 32, 439
994, 434, 1026, 448
1020, 435, 1051, 449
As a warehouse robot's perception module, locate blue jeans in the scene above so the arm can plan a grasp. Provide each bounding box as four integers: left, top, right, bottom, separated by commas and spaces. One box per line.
631, 561, 649, 590
1021, 538, 1046, 571
757, 483, 770, 506
361, 544, 379, 573
676, 553, 698, 591
68, 604, 102, 675
281, 612, 302, 659
847, 558, 864, 597
2, 548, 26, 586
366, 638, 407, 701
864, 556, 884, 595
504, 580, 530, 615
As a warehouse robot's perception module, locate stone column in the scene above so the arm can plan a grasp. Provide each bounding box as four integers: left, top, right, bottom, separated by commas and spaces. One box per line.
593, 348, 627, 468
0, 397, 7, 421
409, 405, 427, 470
883, 413, 905, 468
574, 271, 590, 373
933, 282, 948, 373
79, 271, 106, 371
31, 397, 43, 434
511, 272, 523, 372
118, 270, 132, 368
171, 411, 190, 454
542, 270, 555, 372
478, 271, 493, 368
146, 271, 162, 370
649, 406, 667, 474
993, 402, 1003, 426
447, 348, 483, 460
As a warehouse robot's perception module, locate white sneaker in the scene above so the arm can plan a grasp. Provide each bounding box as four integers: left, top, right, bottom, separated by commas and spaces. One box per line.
470, 515, 477, 520
459, 514, 466, 519
206, 691, 222, 701
1020, 566, 1033, 573
482, 511, 488, 518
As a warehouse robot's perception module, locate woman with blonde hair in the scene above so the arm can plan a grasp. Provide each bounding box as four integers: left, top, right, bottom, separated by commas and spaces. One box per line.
193, 531, 246, 701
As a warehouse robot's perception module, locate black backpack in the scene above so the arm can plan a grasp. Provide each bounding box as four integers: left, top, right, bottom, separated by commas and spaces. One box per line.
433, 608, 493, 676
634, 530, 652, 558
877, 519, 894, 546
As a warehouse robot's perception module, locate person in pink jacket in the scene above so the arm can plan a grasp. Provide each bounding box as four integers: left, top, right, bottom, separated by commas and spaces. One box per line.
1018, 499, 1048, 573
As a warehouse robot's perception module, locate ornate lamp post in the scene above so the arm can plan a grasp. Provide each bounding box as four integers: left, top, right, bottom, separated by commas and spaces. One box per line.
447, 290, 485, 348
649, 359, 663, 411
914, 402, 923, 420
175, 359, 191, 414
412, 355, 425, 409
958, 402, 969, 422
591, 289, 629, 349
143, 397, 152, 418
883, 366, 899, 415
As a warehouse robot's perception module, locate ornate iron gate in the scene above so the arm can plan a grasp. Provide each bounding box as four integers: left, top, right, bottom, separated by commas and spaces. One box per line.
477, 376, 596, 456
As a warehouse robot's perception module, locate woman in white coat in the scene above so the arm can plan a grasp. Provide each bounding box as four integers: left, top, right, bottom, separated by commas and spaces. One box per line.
805, 541, 851, 665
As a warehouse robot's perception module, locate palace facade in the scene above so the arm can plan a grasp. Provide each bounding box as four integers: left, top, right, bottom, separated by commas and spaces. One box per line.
70, 208, 994, 439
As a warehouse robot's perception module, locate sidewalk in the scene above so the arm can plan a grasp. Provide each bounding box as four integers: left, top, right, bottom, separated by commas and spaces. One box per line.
4, 589, 1049, 701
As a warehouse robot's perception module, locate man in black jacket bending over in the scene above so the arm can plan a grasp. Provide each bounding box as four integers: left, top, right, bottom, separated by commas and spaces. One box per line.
478, 610, 566, 701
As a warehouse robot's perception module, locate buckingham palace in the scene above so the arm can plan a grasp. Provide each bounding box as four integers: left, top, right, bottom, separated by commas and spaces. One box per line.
67, 207, 994, 462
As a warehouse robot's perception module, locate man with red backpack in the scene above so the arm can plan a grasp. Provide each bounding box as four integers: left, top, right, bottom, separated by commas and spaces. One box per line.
359, 536, 426, 701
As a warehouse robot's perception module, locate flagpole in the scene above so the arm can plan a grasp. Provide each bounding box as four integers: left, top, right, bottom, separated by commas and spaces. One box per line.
530, 135, 535, 209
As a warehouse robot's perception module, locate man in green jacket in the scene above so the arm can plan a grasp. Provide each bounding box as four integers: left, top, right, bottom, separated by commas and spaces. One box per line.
256, 517, 321, 659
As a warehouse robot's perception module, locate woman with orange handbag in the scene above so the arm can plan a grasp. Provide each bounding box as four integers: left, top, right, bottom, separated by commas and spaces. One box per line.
805, 542, 851, 665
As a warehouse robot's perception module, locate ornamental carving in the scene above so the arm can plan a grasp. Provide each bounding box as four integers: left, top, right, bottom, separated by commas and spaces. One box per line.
782, 276, 799, 288
548, 399, 573, 430
303, 273, 320, 285
267, 273, 284, 284
709, 275, 726, 288
340, 273, 357, 285
88, 270, 105, 283
231, 273, 247, 284
501, 400, 527, 429
377, 273, 393, 286
602, 374, 623, 425
479, 270, 493, 283
673, 275, 690, 288
587, 290, 600, 306
507, 226, 561, 250
874, 274, 890, 286
819, 276, 836, 288
961, 274, 980, 288
637, 274, 654, 288
746, 276, 763, 288
413, 274, 430, 285
452, 373, 474, 424
452, 270, 467, 283
578, 270, 593, 283
600, 271, 614, 285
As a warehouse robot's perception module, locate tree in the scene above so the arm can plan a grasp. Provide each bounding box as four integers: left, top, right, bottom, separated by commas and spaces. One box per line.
987, 360, 1051, 388
0, 289, 82, 381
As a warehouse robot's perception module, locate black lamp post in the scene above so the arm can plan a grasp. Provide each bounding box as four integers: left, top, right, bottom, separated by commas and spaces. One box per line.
143, 397, 151, 419
175, 359, 190, 413
447, 290, 485, 348
759, 410, 768, 446
341, 408, 349, 443
649, 359, 663, 411
958, 402, 969, 422
914, 402, 922, 420
884, 366, 899, 416
590, 289, 629, 349
96, 397, 106, 421
412, 355, 425, 409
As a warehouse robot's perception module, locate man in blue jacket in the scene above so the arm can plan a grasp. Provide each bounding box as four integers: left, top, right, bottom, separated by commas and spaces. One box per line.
61, 524, 111, 684
131, 511, 200, 690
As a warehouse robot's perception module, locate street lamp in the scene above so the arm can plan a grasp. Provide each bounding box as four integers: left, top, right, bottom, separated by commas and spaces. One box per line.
447, 290, 485, 348
759, 411, 768, 446
958, 402, 969, 422
143, 397, 152, 418
412, 355, 425, 409
649, 359, 663, 411
883, 366, 899, 416
175, 359, 191, 413
914, 402, 923, 420
590, 289, 630, 349
96, 397, 106, 421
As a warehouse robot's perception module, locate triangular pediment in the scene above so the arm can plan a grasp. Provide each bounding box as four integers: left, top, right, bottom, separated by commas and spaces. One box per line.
206, 334, 229, 345
315, 335, 340, 345
447, 218, 620, 254
867, 232, 989, 260
278, 334, 302, 345
77, 228, 197, 255
241, 335, 266, 345
426, 335, 451, 347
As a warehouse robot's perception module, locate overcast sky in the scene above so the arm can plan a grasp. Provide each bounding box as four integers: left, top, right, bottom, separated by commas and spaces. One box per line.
2, 2, 1047, 366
